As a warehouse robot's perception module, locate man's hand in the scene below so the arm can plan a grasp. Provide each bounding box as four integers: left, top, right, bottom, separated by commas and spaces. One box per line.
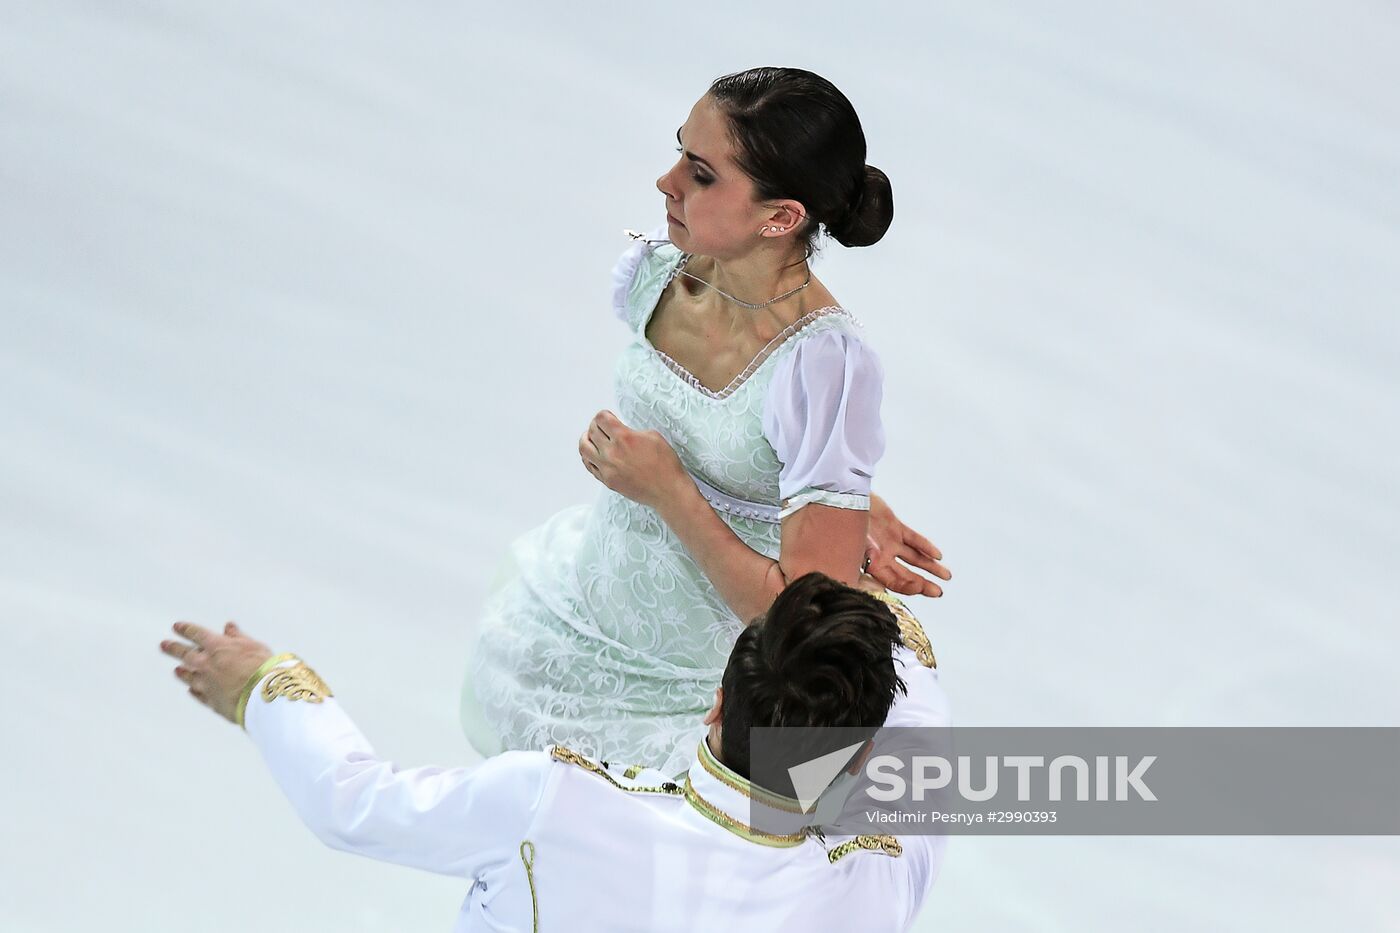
160, 621, 274, 724
864, 494, 952, 598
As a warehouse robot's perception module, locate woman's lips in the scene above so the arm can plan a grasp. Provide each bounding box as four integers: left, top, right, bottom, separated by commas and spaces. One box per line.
667, 212, 684, 227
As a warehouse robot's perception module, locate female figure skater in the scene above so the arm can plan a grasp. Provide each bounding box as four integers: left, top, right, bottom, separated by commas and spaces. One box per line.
461, 67, 947, 776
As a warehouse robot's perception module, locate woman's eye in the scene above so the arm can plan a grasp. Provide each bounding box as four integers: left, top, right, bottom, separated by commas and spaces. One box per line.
675, 147, 713, 186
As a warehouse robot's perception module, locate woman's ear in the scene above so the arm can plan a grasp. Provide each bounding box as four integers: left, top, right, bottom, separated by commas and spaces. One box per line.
761, 199, 807, 236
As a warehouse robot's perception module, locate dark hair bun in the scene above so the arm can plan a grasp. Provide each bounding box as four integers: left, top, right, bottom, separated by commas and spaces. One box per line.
707, 68, 895, 259
830, 164, 893, 248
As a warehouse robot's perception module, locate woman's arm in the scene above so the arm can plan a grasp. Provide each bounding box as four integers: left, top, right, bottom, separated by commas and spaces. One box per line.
581, 411, 868, 622
656, 476, 869, 622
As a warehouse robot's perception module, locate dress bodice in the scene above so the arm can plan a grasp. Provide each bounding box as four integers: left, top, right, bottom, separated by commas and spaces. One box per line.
462, 225, 889, 776
612, 233, 872, 512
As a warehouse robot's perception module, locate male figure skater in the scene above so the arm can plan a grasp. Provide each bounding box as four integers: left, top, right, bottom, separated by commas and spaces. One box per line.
160, 573, 950, 931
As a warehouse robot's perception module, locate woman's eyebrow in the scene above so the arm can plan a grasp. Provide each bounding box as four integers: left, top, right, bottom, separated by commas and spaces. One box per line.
675, 126, 718, 174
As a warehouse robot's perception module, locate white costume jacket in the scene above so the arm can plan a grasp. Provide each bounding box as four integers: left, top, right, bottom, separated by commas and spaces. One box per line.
244, 595, 949, 931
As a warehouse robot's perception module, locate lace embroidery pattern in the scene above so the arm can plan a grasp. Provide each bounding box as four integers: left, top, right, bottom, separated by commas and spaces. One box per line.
461, 236, 874, 776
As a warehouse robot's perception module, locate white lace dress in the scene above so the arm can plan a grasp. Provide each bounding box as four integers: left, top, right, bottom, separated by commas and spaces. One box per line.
460, 223, 886, 777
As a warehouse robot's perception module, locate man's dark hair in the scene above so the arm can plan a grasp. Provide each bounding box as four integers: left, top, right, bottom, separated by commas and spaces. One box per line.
719, 572, 908, 780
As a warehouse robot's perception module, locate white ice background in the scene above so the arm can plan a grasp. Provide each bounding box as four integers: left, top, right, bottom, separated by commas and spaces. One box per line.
2, 1, 1398, 930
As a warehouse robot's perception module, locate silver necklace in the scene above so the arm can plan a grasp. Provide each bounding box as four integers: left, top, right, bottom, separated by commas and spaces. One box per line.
674, 254, 811, 310
623, 229, 812, 311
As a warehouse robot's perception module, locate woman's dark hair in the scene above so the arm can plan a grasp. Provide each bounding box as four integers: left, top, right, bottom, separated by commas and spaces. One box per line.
719, 572, 908, 782
707, 66, 894, 260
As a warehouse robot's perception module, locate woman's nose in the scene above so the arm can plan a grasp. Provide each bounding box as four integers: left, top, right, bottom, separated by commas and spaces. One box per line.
656, 168, 677, 200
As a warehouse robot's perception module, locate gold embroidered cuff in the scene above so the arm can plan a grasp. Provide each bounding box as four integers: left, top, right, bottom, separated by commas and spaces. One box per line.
235, 652, 296, 730
260, 660, 333, 707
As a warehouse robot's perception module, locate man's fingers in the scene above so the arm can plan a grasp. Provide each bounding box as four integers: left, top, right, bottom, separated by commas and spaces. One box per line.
160, 639, 195, 661
224, 621, 240, 636
173, 621, 213, 648
174, 666, 195, 685
588, 421, 611, 448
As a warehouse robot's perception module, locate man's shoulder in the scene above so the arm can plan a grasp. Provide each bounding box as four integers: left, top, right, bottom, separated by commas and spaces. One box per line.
863, 591, 937, 671
545, 744, 687, 798
452, 748, 559, 817
462, 745, 683, 816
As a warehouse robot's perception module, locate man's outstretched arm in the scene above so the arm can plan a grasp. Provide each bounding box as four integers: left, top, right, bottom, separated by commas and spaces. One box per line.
160, 621, 547, 879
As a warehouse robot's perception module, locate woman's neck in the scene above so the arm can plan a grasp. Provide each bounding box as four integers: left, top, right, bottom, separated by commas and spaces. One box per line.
681, 248, 811, 328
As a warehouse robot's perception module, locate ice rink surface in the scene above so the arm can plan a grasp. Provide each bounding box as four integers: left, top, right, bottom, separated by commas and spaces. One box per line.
2, 1, 1398, 929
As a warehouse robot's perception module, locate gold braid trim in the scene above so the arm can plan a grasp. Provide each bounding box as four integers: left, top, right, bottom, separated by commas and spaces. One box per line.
260, 661, 334, 705
235, 653, 296, 729
622, 764, 645, 779
868, 591, 938, 669
519, 841, 538, 933
549, 746, 683, 797
696, 738, 806, 814
549, 746, 811, 849
682, 775, 810, 848
827, 834, 904, 863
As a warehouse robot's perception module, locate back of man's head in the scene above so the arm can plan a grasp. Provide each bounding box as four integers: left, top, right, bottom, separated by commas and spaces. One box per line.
719, 572, 908, 780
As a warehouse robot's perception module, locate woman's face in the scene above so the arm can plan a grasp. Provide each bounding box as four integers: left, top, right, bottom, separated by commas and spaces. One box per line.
656, 95, 780, 259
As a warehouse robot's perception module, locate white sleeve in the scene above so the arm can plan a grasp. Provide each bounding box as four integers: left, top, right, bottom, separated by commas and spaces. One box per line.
244, 664, 550, 879
884, 649, 952, 729
761, 329, 886, 519
610, 221, 669, 325
884, 649, 952, 926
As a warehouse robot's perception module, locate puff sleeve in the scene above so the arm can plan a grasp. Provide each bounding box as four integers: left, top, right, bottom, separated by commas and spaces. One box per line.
761, 328, 886, 519
610, 222, 669, 325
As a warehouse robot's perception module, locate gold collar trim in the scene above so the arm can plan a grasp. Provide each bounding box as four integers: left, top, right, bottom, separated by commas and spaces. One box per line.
682, 774, 810, 848
696, 738, 806, 814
